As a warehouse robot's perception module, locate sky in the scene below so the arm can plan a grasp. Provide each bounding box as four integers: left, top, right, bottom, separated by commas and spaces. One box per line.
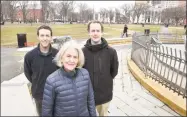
28, 1, 135, 12
52, 1, 135, 12
76, 1, 135, 12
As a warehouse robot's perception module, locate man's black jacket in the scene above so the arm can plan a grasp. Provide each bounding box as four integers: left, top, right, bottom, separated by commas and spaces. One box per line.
24, 44, 58, 99
82, 38, 119, 105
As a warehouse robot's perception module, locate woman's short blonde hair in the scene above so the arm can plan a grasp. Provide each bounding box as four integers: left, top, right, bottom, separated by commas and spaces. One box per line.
54, 40, 85, 68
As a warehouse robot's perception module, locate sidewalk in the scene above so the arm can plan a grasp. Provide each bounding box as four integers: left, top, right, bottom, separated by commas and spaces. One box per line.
1, 44, 181, 116
1, 74, 37, 116
108, 48, 180, 116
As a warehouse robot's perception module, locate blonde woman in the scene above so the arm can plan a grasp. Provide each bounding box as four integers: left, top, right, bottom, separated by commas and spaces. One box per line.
42, 40, 96, 116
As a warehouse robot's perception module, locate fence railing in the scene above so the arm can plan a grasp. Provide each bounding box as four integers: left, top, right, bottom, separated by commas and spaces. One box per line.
154, 32, 184, 43
131, 33, 187, 98
134, 32, 185, 44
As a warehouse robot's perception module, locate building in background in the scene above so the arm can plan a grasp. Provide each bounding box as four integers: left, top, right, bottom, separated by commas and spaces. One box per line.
161, 1, 179, 8
178, 1, 186, 25
133, 0, 184, 24
178, 1, 186, 7
16, 3, 42, 22
11, 1, 186, 24
151, 1, 161, 6
135, 1, 149, 5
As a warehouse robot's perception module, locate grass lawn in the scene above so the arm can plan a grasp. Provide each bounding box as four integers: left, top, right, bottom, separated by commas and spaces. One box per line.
1, 23, 124, 46
168, 27, 185, 35
1, 23, 185, 46
106, 24, 161, 32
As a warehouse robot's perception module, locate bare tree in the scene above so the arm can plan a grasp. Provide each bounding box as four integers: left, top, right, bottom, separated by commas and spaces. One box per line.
150, 11, 157, 24
143, 11, 149, 23
99, 8, 107, 23
171, 6, 185, 26
77, 3, 88, 22
0, 2, 2, 21
130, 7, 136, 24
133, 4, 149, 24
120, 4, 132, 22
30, 1, 38, 22
1, 1, 9, 21
161, 8, 173, 24
68, 1, 76, 21
60, 1, 74, 22
40, 1, 50, 23
18, 1, 29, 23
48, 2, 57, 22
115, 8, 121, 23
157, 11, 162, 24
71, 12, 79, 22
85, 8, 93, 22
8, 1, 19, 23
107, 8, 114, 24
56, 3, 63, 21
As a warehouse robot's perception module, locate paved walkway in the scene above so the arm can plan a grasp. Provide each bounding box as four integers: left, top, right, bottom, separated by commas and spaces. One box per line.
160, 26, 169, 33
2, 43, 182, 116
108, 48, 180, 116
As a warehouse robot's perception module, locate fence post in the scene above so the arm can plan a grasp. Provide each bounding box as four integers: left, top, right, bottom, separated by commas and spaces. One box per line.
157, 30, 159, 40
175, 30, 177, 44
145, 42, 150, 78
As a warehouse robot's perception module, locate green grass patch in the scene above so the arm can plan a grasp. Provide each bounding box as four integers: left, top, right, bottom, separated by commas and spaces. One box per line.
1, 23, 185, 46
106, 24, 161, 32
1, 24, 125, 46
168, 27, 185, 35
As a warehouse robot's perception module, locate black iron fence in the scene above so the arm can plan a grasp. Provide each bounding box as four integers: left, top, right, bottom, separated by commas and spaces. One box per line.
131, 33, 186, 98
152, 32, 185, 44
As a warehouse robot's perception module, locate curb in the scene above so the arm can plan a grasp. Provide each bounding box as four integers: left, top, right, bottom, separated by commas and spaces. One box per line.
107, 39, 132, 45
159, 39, 184, 44
1, 73, 38, 116
107, 39, 184, 45
127, 54, 186, 116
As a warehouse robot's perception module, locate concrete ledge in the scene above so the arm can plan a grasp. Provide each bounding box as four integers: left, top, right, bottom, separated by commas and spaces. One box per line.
107, 38, 184, 45
1, 73, 37, 116
127, 54, 186, 116
1, 83, 37, 116
107, 38, 132, 45
160, 39, 184, 44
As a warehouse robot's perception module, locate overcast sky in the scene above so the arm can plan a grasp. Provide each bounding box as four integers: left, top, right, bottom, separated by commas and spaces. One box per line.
51, 1, 135, 12
75, 1, 135, 12
30, 1, 135, 12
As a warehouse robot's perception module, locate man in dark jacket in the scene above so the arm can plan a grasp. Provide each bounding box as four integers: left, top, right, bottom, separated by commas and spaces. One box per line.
82, 20, 119, 116
123, 24, 128, 37
24, 25, 58, 116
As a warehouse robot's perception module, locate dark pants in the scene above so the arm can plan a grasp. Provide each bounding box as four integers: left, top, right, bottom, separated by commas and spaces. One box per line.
123, 32, 128, 37
34, 98, 42, 116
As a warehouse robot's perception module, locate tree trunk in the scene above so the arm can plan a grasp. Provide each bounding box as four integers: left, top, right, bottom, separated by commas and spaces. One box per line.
137, 17, 139, 24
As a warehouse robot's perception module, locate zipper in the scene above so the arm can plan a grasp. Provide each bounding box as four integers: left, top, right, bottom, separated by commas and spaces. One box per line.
72, 78, 78, 115
93, 54, 95, 91
98, 57, 102, 74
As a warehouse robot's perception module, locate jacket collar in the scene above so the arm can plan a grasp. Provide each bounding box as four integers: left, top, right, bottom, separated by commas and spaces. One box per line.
37, 43, 53, 56
84, 37, 108, 52
60, 67, 77, 78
